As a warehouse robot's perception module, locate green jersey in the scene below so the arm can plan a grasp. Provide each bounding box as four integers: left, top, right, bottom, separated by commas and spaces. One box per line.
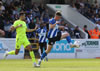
13, 20, 27, 39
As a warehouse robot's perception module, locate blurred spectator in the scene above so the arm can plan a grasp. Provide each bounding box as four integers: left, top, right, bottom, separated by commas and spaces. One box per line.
2, 0, 13, 5
0, 29, 5, 37
35, 16, 41, 27
89, 26, 100, 39
95, 5, 100, 14
0, 1, 5, 14
90, 15, 96, 23
4, 20, 12, 38
95, 14, 100, 22
74, 26, 82, 39
96, 21, 100, 29
72, 3, 77, 10
84, 0, 90, 8
84, 9, 92, 19
14, 14, 19, 20
83, 25, 90, 38
12, 7, 19, 15
26, 13, 31, 25
0, 14, 4, 30
93, 0, 99, 7
75, 0, 81, 10
38, 3, 45, 15
29, 19, 35, 29
92, 10, 97, 17
98, 10, 100, 17
79, 0, 84, 8
33, 3, 40, 18
41, 9, 49, 30
27, 19, 36, 38
41, 9, 49, 23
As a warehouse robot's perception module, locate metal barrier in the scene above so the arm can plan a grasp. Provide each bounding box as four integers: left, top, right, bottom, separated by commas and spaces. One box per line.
24, 38, 40, 59
25, 38, 39, 50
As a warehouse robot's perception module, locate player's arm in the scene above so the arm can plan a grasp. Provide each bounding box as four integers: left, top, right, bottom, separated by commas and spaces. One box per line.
49, 19, 57, 29
49, 24, 56, 29
9, 24, 22, 32
58, 26, 65, 31
26, 26, 38, 32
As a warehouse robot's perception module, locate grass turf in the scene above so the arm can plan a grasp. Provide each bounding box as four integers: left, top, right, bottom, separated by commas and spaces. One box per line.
0, 59, 100, 71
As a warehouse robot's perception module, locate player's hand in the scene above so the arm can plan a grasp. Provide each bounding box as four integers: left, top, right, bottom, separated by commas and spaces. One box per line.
35, 26, 38, 30
0, 29, 5, 36
18, 24, 22, 27
9, 26, 15, 32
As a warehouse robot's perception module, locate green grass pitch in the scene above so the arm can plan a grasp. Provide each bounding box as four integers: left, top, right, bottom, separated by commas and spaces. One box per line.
0, 59, 100, 71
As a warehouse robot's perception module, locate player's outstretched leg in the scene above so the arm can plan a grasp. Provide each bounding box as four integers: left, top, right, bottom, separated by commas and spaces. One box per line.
3, 49, 19, 59
26, 45, 38, 67
61, 33, 80, 48
37, 44, 52, 67
42, 43, 48, 61
44, 43, 48, 61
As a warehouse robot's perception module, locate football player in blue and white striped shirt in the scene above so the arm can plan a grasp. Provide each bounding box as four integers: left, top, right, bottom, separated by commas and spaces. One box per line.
37, 11, 79, 67
36, 23, 48, 61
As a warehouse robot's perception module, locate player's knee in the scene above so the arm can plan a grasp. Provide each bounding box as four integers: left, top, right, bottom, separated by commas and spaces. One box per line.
26, 45, 33, 51
45, 49, 49, 54
46, 48, 51, 54
65, 33, 70, 37
67, 33, 70, 36
29, 48, 33, 51
28, 47, 33, 51
15, 52, 19, 55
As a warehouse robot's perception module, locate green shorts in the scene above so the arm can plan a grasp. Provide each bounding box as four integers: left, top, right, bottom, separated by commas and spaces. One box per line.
16, 37, 30, 49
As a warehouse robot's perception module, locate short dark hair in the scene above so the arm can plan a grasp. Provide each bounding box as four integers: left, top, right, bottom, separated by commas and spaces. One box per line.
55, 11, 62, 16
76, 26, 79, 28
84, 25, 87, 28
19, 12, 25, 16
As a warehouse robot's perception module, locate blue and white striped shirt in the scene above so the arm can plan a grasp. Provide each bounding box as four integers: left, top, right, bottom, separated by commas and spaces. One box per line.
48, 18, 59, 38
37, 27, 47, 43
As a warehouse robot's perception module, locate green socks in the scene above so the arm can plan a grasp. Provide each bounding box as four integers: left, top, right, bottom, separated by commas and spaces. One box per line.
8, 50, 36, 63
29, 51, 36, 63
8, 50, 15, 55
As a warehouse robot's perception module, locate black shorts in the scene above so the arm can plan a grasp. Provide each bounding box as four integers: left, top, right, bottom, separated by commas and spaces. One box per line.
39, 42, 47, 48
48, 31, 61, 45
